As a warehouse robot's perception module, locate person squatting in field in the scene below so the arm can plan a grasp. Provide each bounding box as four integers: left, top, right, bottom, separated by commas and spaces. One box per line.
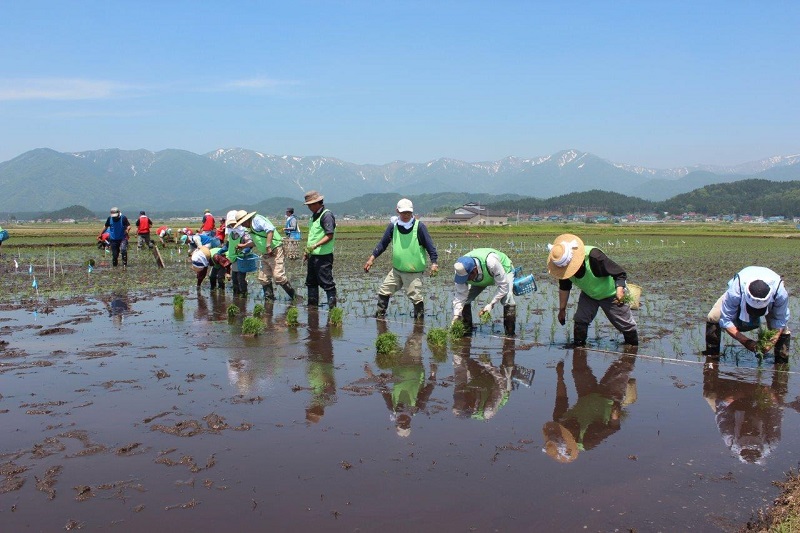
546, 233, 638, 347
704, 266, 790, 364
234, 210, 297, 301
452, 247, 517, 336
102, 207, 130, 267
363, 198, 438, 321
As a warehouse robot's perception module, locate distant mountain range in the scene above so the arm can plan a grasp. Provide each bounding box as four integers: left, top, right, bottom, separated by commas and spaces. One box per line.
0, 147, 798, 213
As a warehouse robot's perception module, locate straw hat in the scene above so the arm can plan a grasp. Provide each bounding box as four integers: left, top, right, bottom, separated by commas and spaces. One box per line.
235, 211, 257, 227
542, 421, 579, 463
303, 190, 324, 205
547, 233, 585, 279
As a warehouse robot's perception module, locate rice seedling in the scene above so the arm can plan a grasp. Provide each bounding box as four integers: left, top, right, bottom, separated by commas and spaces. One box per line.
328, 307, 344, 327
242, 316, 265, 336
756, 327, 780, 356
173, 294, 184, 310
286, 307, 299, 327
426, 328, 448, 347
227, 304, 240, 319
449, 319, 468, 339
252, 303, 266, 318
376, 331, 400, 355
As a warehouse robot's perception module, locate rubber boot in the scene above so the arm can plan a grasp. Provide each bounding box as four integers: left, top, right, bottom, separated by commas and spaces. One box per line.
623, 330, 639, 346
326, 289, 338, 309
413, 301, 425, 321
774, 333, 791, 365
262, 283, 275, 301
307, 287, 319, 307
703, 321, 721, 357
375, 294, 390, 318
573, 323, 589, 347
503, 304, 516, 336
461, 303, 474, 336
281, 281, 296, 301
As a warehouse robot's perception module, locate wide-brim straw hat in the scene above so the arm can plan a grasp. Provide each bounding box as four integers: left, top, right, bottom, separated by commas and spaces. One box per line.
547, 233, 585, 280
303, 190, 324, 205
542, 421, 579, 463
235, 211, 257, 227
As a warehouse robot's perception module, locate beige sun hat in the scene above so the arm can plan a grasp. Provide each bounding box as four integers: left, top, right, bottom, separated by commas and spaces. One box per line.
547, 233, 586, 279
225, 210, 239, 227
235, 211, 257, 227
542, 421, 579, 463
303, 190, 324, 205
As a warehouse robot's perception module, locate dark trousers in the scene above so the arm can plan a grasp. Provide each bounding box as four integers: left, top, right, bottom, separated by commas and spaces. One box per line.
306, 253, 335, 297
110, 239, 128, 267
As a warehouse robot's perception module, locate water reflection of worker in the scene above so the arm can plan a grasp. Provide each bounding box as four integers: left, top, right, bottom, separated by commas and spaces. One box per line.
702, 359, 800, 464
452, 337, 513, 421
305, 307, 336, 424
107, 292, 130, 328
542, 348, 637, 463
369, 322, 436, 437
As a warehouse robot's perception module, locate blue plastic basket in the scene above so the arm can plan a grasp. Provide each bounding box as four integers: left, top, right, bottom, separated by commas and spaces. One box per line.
236, 253, 260, 273
513, 273, 537, 296
0, 229, 7, 242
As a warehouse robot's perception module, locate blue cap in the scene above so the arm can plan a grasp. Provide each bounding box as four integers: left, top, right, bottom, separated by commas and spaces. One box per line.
454, 256, 477, 284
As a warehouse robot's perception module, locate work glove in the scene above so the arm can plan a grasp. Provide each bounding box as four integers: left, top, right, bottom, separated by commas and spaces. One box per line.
481, 303, 493, 316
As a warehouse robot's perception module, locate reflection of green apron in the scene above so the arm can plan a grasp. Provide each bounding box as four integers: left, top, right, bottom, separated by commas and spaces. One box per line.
308, 362, 335, 407
562, 392, 613, 449
391, 365, 425, 409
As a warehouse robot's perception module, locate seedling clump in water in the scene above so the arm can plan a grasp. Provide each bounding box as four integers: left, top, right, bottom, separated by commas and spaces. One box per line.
173, 294, 184, 310
450, 320, 468, 339
329, 307, 344, 327
286, 307, 299, 327
227, 304, 240, 319
252, 304, 266, 318
376, 332, 400, 355
241, 316, 265, 336
426, 328, 448, 347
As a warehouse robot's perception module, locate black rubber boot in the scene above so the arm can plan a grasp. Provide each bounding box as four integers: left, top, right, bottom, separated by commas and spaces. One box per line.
573, 323, 589, 347
774, 333, 791, 365
703, 321, 721, 357
503, 304, 516, 336
375, 294, 390, 318
413, 301, 425, 321
307, 287, 319, 307
623, 330, 639, 346
461, 303, 474, 336
281, 281, 296, 301
262, 283, 275, 301
326, 289, 338, 309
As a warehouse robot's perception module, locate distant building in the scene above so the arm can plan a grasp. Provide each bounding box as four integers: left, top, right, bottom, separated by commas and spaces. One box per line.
443, 203, 508, 225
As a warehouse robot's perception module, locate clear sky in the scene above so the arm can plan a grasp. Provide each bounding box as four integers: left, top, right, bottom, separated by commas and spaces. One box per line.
1, 1, 798, 169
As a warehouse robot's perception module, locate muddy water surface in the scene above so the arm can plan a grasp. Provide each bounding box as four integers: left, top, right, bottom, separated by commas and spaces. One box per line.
2, 289, 799, 532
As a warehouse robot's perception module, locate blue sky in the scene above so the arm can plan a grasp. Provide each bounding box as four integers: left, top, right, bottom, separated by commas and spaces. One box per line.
1, 1, 798, 168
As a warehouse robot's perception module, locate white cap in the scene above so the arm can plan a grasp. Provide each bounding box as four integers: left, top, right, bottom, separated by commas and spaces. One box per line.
396, 198, 413, 213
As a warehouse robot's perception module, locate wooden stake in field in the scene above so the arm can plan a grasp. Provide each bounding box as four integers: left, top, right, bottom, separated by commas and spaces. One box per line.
152, 245, 165, 268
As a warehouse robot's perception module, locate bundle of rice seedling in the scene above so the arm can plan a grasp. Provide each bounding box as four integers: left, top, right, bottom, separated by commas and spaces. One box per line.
621, 283, 642, 310
756, 327, 780, 356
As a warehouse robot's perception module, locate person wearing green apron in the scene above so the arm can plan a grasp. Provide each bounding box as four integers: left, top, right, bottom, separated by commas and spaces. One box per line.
234, 211, 296, 301
363, 198, 439, 320
453, 248, 517, 336
302, 190, 337, 308
547, 233, 638, 347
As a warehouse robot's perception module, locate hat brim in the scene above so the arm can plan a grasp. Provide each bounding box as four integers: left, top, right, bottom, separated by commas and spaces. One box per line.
547, 234, 586, 279
235, 211, 257, 227
542, 421, 579, 463
304, 196, 323, 205
454, 273, 469, 284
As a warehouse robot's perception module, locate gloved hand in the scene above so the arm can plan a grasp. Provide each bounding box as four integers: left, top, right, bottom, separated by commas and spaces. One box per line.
481, 303, 493, 316
743, 338, 758, 352
451, 316, 460, 326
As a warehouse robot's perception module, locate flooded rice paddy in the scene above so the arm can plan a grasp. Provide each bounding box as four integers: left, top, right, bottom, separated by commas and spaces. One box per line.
2, 230, 800, 531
